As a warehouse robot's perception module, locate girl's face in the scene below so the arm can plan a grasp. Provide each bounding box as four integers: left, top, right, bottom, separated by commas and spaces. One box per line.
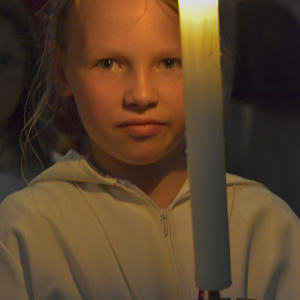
62, 0, 185, 169
0, 15, 27, 125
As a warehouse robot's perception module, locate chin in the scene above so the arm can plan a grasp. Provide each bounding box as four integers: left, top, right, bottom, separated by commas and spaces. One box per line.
119, 146, 180, 167
120, 154, 165, 166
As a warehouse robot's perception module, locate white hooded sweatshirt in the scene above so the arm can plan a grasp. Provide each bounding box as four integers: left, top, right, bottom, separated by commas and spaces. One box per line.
0, 150, 299, 300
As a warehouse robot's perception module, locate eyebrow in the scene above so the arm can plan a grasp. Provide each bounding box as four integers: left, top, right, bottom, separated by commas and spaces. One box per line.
92, 47, 124, 56
90, 46, 181, 57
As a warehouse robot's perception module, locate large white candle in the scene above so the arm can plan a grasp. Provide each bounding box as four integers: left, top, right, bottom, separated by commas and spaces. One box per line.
178, 0, 231, 290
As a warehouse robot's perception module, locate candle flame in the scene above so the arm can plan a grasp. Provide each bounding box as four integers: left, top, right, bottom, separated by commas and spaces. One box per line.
180, 0, 218, 9
179, 0, 218, 20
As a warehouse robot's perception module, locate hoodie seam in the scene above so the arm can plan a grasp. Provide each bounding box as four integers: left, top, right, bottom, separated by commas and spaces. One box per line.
73, 183, 143, 300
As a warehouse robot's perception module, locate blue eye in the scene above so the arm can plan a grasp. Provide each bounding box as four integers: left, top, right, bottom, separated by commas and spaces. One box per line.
98, 59, 119, 70
0, 55, 13, 67
160, 58, 181, 69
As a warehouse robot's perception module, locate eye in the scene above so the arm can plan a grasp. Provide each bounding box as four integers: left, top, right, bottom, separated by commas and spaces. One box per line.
0, 54, 14, 68
160, 58, 181, 69
97, 58, 120, 70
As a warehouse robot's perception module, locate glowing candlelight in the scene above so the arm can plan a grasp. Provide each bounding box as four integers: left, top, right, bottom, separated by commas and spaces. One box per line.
178, 0, 231, 291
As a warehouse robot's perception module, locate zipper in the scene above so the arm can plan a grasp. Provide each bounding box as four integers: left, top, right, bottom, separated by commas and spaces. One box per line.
160, 208, 186, 299
160, 208, 169, 237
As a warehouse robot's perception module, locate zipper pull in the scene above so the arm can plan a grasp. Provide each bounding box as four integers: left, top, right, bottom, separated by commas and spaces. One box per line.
160, 208, 169, 237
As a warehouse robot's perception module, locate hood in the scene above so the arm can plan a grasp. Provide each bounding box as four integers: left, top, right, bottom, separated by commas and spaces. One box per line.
30, 150, 114, 187
30, 150, 258, 188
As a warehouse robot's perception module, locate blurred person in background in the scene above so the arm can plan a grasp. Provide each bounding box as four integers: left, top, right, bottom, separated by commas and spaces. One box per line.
0, 0, 50, 201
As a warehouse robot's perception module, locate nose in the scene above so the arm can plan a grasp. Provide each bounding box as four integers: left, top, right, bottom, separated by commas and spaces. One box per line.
123, 69, 159, 112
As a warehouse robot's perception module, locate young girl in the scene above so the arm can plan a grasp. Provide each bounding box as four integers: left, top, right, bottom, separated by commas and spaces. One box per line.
0, 0, 299, 299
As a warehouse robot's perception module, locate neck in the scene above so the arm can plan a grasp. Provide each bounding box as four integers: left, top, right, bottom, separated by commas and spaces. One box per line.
91, 146, 188, 208
126, 155, 187, 208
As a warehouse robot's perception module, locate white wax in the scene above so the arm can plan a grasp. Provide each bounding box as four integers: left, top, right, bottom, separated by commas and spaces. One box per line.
178, 0, 231, 290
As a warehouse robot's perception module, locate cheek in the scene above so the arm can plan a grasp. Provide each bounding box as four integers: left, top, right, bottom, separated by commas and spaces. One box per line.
164, 79, 185, 117
71, 79, 119, 130
172, 83, 186, 131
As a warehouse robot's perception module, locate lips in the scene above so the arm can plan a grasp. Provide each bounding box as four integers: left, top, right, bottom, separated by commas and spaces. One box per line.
119, 119, 164, 126
118, 119, 166, 137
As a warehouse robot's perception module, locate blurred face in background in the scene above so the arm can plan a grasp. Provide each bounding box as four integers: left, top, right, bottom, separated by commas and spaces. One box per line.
0, 15, 27, 126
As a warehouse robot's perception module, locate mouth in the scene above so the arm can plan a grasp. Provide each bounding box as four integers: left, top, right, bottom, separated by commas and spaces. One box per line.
117, 119, 166, 137
118, 119, 164, 127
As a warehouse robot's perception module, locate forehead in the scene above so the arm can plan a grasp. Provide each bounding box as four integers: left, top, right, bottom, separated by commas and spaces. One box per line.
69, 0, 180, 49
75, 0, 148, 22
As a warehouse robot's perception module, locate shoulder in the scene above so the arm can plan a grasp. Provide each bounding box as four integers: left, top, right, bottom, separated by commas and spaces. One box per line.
0, 179, 85, 243
1, 176, 79, 207
224, 175, 300, 300
226, 173, 300, 247
0, 150, 105, 225
227, 173, 297, 218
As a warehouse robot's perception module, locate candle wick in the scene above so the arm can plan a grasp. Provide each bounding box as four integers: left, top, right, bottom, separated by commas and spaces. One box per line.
198, 290, 205, 300
198, 290, 222, 300
208, 290, 221, 300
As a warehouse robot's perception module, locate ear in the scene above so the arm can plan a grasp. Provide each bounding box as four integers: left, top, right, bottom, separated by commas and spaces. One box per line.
53, 47, 73, 98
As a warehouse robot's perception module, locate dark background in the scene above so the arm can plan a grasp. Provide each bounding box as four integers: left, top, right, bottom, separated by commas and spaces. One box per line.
221, 0, 300, 217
